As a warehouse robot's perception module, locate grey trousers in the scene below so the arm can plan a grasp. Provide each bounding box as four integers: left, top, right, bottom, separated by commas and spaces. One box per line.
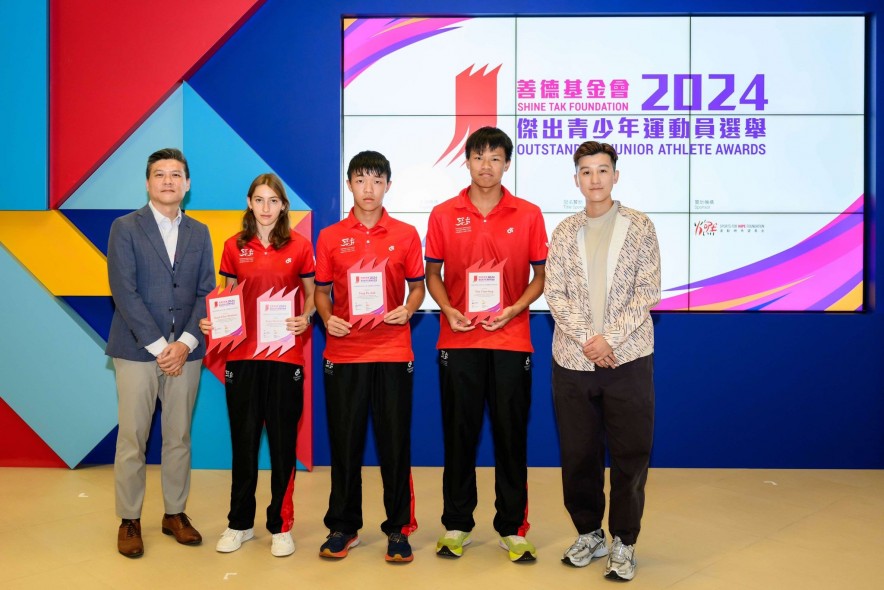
113, 358, 201, 519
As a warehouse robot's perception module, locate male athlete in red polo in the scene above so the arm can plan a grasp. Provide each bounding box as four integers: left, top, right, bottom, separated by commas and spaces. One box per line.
315, 151, 425, 563
425, 127, 548, 563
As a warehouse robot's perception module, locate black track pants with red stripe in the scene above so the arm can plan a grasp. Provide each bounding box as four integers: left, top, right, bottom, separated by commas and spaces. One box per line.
439, 348, 532, 537
323, 359, 417, 536
225, 360, 304, 534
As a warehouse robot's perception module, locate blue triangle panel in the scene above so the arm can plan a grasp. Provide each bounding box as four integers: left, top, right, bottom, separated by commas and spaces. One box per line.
61, 209, 132, 256
61, 296, 115, 343
62, 89, 184, 210
187, 1, 329, 216
78, 425, 117, 466
182, 83, 309, 211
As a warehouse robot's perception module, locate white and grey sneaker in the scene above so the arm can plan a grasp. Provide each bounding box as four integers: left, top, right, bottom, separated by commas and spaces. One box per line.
562, 529, 608, 567
271, 531, 296, 557
216, 527, 254, 553
604, 536, 636, 581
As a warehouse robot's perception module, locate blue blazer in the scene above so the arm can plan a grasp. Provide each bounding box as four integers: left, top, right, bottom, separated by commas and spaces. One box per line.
105, 204, 216, 362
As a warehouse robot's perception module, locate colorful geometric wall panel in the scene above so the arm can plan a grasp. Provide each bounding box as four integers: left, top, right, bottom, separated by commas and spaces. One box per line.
191, 367, 233, 469
59, 210, 130, 256
49, 0, 266, 208
0, 211, 110, 296
0, 398, 67, 468
182, 84, 310, 211
61, 296, 115, 342
61, 89, 184, 211
0, 245, 117, 468
60, 80, 310, 213
176, 210, 244, 288
0, 0, 47, 211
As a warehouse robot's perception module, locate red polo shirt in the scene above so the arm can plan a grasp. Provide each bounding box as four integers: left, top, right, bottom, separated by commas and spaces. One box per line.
219, 231, 315, 366
315, 208, 425, 363
425, 186, 548, 352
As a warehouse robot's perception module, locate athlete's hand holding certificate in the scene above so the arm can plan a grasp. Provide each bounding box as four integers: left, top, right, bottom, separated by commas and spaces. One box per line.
254, 287, 298, 356
347, 258, 388, 329
465, 259, 506, 324
203, 281, 247, 353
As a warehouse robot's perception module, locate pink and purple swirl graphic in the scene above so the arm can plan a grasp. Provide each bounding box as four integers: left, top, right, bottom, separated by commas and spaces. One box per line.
658, 196, 864, 311
344, 17, 469, 87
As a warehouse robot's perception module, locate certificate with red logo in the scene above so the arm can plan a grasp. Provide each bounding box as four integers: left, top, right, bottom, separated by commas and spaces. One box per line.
254, 287, 297, 357
347, 257, 388, 329
205, 281, 247, 353
466, 259, 507, 323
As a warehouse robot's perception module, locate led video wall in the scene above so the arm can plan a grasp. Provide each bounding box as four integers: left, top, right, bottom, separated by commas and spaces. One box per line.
342, 16, 865, 311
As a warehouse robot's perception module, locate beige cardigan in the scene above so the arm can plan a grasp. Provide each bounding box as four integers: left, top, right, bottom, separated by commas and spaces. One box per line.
544, 203, 661, 371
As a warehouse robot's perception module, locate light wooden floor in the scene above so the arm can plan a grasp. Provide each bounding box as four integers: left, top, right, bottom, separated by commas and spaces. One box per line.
1, 466, 882, 589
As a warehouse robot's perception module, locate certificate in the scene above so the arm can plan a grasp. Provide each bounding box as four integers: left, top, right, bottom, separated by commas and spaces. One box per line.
347, 257, 388, 329
464, 259, 507, 323
205, 281, 247, 353
253, 287, 297, 357
468, 271, 501, 313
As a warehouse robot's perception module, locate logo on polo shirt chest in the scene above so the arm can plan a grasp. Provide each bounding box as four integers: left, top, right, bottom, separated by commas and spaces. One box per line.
239, 248, 254, 263
455, 216, 472, 234
340, 237, 356, 254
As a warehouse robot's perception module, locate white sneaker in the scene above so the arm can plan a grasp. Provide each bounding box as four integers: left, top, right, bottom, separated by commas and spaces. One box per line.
604, 536, 636, 581
271, 531, 296, 557
562, 529, 608, 567
216, 527, 254, 553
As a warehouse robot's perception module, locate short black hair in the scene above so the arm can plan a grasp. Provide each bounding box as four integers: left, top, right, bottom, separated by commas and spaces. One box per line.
146, 148, 190, 179
464, 127, 513, 162
347, 150, 391, 181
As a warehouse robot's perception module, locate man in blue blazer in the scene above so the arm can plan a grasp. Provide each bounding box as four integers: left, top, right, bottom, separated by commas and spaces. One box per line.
106, 148, 215, 558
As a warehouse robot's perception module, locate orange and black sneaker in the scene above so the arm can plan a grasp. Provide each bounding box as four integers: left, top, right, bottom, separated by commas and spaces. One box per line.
385, 532, 413, 563
319, 531, 360, 558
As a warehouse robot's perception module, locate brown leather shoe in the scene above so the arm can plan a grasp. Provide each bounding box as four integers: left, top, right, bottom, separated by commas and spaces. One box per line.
118, 519, 144, 558
162, 512, 202, 545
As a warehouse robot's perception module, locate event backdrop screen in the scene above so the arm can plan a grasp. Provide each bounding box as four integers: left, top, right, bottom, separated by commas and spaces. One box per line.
342, 16, 865, 311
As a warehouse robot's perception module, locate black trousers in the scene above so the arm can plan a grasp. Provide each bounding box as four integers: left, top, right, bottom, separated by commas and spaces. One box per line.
323, 359, 416, 536
225, 360, 304, 534
552, 355, 655, 546
439, 348, 532, 537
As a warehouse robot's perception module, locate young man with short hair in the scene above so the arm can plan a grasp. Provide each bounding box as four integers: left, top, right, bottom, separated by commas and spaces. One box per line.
545, 141, 661, 581
314, 151, 425, 563
425, 127, 548, 563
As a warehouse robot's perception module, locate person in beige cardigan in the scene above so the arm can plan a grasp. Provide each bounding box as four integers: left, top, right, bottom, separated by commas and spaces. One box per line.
544, 141, 661, 582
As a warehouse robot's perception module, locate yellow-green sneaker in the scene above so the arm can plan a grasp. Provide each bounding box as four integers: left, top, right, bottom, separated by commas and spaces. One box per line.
499, 534, 536, 562
436, 530, 471, 558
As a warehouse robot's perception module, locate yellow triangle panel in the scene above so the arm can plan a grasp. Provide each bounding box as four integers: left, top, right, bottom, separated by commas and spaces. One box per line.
0, 211, 109, 295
